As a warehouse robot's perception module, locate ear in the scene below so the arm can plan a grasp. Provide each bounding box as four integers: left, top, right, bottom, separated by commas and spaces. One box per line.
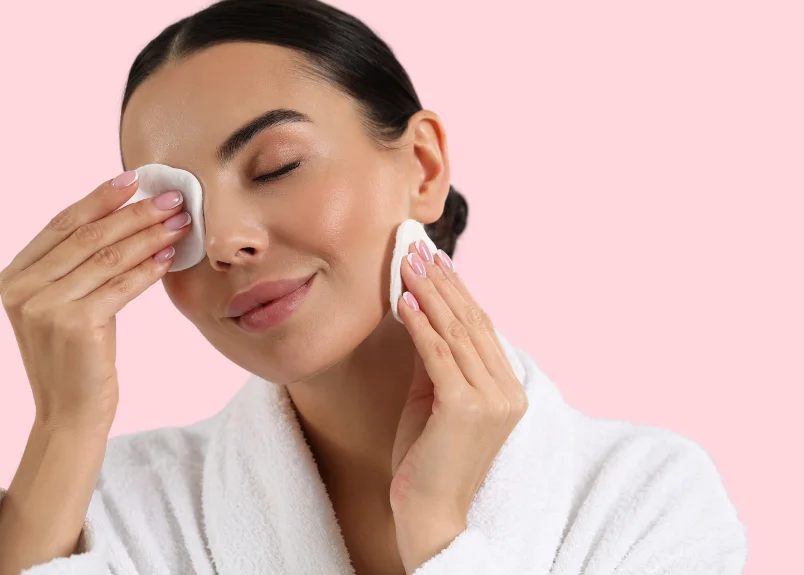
403, 110, 451, 225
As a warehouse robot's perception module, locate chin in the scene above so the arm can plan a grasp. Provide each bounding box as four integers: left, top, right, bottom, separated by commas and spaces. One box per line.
207, 292, 389, 386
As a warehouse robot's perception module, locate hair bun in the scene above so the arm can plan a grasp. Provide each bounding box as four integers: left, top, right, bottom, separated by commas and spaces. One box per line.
425, 185, 468, 258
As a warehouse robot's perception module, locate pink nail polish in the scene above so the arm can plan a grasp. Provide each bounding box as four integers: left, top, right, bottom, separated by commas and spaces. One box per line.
153, 246, 175, 262
436, 249, 455, 272
154, 190, 183, 210
163, 212, 192, 230
402, 291, 419, 311
111, 170, 138, 189
406, 253, 426, 277
416, 240, 433, 263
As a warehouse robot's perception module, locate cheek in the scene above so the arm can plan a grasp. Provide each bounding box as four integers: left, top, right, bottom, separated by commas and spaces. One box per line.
307, 158, 406, 255
313, 162, 406, 297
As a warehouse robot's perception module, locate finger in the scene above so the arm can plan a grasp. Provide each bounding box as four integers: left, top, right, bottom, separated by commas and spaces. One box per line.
39, 212, 192, 304
27, 191, 185, 286
397, 289, 466, 399
432, 248, 506, 351
433, 248, 510, 365
432, 247, 524, 402
409, 242, 513, 384
2, 171, 142, 283
401, 250, 494, 393
73, 244, 177, 319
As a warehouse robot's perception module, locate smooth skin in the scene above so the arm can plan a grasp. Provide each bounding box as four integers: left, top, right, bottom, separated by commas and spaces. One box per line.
0, 41, 527, 575
0, 176, 191, 573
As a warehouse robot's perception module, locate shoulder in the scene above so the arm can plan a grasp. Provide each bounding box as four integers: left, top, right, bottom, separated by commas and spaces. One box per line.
92, 413, 219, 523
567, 415, 747, 571
103, 415, 216, 475
571, 409, 740, 514
566, 402, 727, 487
79, 415, 222, 570
500, 335, 747, 570
502, 332, 740, 509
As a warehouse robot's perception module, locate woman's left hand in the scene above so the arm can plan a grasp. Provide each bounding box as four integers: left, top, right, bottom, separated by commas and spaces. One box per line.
390, 240, 529, 574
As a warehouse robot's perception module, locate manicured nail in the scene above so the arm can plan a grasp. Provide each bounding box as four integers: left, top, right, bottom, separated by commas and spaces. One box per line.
402, 291, 419, 311
153, 246, 175, 262
154, 190, 183, 210
163, 212, 191, 230
111, 170, 138, 189
406, 253, 426, 278
415, 240, 433, 263
436, 249, 455, 272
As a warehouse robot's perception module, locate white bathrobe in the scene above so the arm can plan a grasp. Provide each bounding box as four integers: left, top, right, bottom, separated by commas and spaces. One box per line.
0, 330, 747, 574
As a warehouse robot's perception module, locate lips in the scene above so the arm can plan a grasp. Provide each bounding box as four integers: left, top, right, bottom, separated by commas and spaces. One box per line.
224, 275, 314, 318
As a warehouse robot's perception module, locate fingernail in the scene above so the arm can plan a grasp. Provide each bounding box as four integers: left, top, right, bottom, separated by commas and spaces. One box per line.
406, 253, 426, 278
163, 212, 191, 230
402, 291, 419, 311
436, 249, 455, 272
154, 190, 183, 210
153, 246, 175, 262
415, 240, 433, 263
111, 170, 138, 189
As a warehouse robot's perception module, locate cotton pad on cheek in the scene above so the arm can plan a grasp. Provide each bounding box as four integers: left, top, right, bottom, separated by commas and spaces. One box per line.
118, 163, 206, 272
390, 219, 438, 323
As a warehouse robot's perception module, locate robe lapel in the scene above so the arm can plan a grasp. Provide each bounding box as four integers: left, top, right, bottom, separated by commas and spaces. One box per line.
201, 330, 572, 574
202, 375, 355, 574
469, 331, 575, 572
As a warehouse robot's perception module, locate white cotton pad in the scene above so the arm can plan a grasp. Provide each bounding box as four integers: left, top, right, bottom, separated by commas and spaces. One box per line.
390, 219, 438, 323
119, 164, 206, 272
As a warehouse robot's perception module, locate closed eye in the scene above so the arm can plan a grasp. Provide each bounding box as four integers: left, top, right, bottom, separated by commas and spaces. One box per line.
253, 160, 302, 183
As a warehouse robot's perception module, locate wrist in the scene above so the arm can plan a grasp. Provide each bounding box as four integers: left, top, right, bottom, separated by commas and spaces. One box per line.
34, 407, 115, 441
0, 414, 109, 570
394, 508, 466, 574
22, 416, 110, 492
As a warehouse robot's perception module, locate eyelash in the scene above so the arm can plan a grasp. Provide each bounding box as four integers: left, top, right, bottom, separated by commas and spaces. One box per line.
253, 160, 302, 183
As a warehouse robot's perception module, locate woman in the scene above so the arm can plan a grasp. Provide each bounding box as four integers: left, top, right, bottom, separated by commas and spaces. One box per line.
0, 0, 747, 573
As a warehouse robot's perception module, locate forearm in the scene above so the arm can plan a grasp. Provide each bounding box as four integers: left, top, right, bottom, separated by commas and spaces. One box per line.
0, 419, 108, 574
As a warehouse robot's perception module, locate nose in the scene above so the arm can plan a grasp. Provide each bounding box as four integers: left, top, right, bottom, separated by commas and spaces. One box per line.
203, 193, 268, 271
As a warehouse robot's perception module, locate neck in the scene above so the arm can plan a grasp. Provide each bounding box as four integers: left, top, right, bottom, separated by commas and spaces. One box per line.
285, 312, 415, 496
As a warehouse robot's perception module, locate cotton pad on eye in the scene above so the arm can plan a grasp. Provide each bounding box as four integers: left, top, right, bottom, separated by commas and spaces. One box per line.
390, 219, 438, 323
118, 163, 206, 272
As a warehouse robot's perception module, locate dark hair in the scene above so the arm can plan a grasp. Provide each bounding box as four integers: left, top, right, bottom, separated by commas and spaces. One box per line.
120, 0, 468, 257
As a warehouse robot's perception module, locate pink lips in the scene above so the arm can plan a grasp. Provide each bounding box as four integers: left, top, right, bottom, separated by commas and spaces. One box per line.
225, 274, 314, 318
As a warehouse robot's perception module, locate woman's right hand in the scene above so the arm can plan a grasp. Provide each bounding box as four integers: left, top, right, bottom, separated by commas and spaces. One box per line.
0, 169, 192, 433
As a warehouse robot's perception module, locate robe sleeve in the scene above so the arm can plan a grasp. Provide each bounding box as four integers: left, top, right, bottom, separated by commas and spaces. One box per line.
0, 486, 113, 574
411, 526, 497, 574
412, 439, 747, 575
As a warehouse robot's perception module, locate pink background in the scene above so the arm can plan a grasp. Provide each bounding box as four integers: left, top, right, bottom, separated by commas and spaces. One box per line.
1, 1, 801, 572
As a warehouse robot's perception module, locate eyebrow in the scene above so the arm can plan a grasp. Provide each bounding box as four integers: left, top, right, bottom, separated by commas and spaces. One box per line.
216, 108, 312, 165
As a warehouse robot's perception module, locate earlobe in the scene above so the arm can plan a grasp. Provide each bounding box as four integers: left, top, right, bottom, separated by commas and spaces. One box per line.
405, 110, 451, 225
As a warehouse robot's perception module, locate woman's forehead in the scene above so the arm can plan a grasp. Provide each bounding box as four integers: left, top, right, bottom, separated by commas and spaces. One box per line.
120, 43, 356, 170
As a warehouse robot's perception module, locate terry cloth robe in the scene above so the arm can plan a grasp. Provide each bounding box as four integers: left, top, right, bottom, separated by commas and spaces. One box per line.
0, 330, 748, 574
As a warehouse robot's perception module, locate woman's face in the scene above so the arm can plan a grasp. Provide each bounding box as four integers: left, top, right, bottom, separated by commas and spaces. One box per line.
120, 42, 448, 385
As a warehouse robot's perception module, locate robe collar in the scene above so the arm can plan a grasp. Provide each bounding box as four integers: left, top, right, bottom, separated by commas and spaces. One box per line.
201, 331, 572, 574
